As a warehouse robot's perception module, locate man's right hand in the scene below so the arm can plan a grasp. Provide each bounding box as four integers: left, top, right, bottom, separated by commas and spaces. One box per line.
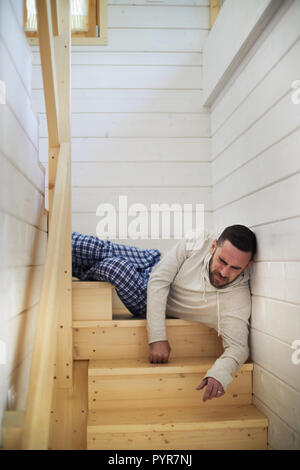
149, 341, 171, 363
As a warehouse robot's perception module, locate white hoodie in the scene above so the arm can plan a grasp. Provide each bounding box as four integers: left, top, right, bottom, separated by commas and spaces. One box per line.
146, 231, 251, 392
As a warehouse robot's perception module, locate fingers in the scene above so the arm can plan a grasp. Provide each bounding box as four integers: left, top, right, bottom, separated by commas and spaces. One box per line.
149, 341, 171, 364
195, 378, 207, 390
149, 354, 168, 363
209, 379, 220, 401
203, 379, 214, 402
151, 351, 169, 363
150, 358, 167, 363
196, 377, 225, 402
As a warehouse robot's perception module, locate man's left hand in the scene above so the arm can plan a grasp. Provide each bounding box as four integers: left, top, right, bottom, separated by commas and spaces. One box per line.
196, 377, 225, 402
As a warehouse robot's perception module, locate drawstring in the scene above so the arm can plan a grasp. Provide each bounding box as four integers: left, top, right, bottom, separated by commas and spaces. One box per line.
201, 252, 221, 336
201, 280, 207, 302
217, 291, 220, 336
201, 264, 207, 303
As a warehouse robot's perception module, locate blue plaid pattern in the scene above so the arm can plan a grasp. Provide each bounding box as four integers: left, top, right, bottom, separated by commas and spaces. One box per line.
72, 232, 161, 318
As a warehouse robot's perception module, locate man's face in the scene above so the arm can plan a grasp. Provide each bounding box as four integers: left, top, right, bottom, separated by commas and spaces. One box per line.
209, 239, 253, 288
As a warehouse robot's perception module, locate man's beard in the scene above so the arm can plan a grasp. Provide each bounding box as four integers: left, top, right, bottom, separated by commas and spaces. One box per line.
209, 256, 230, 288
209, 270, 229, 287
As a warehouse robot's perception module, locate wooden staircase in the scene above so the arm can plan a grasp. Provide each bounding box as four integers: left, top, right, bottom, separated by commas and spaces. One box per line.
72, 280, 268, 450
1, 0, 269, 451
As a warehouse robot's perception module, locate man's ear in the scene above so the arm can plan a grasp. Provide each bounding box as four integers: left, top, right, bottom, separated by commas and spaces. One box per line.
244, 259, 254, 272
210, 239, 217, 254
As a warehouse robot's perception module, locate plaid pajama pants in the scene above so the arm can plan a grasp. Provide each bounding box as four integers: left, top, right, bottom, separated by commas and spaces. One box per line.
72, 232, 161, 318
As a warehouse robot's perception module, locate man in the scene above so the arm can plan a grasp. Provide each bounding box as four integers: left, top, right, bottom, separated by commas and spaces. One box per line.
146, 225, 256, 402
72, 224, 256, 403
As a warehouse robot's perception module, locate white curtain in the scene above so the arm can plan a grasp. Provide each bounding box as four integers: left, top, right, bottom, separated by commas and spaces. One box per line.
71, 0, 89, 31
25, 0, 89, 32
25, 0, 37, 30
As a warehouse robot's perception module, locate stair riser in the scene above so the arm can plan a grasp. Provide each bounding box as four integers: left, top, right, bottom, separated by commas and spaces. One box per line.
87, 426, 268, 450
73, 283, 113, 321
88, 370, 252, 409
74, 324, 223, 360
72, 282, 131, 320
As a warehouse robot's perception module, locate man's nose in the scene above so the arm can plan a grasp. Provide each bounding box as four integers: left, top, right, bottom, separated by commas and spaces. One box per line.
220, 266, 230, 277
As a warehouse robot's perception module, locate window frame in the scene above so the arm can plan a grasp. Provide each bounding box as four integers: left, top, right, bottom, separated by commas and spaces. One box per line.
210, 0, 221, 29
24, 0, 108, 45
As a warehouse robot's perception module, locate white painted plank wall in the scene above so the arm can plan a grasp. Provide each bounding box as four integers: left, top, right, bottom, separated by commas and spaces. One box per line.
210, 0, 300, 449
0, 0, 47, 448
31, 0, 212, 251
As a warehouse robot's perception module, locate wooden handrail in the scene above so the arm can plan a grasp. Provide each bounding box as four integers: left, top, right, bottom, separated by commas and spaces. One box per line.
36, 0, 60, 147
50, 0, 60, 36
21, 143, 70, 449
210, 0, 221, 29
20, 0, 72, 450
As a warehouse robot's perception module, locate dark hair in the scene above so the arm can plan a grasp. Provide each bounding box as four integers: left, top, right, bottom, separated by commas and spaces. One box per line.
217, 225, 257, 260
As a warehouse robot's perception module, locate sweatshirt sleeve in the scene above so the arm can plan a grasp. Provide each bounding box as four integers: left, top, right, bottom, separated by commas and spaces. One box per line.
146, 237, 189, 344
203, 287, 251, 392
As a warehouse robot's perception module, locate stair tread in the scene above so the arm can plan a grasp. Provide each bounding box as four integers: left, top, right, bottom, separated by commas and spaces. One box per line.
88, 356, 253, 375
73, 318, 219, 328
88, 404, 268, 431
